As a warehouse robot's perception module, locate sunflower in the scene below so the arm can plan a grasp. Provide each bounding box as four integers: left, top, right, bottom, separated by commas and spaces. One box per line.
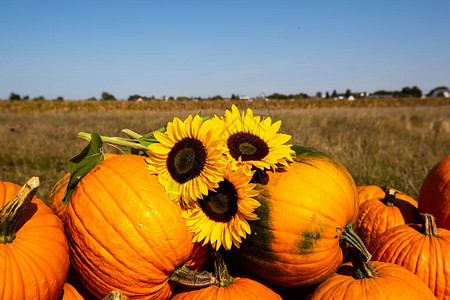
182, 165, 261, 250
221, 104, 294, 175
146, 114, 228, 205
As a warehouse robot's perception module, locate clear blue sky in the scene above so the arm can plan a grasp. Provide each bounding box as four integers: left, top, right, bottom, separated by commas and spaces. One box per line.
1, 1, 449, 100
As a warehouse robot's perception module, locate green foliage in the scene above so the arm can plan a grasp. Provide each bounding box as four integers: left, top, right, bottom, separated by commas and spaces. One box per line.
8, 92, 21, 101
101, 91, 116, 101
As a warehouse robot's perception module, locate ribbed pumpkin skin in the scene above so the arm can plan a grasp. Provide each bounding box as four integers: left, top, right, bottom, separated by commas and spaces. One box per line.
171, 277, 282, 300
46, 153, 116, 224
355, 186, 419, 248
308, 261, 436, 299
418, 156, 450, 230
236, 146, 359, 287
60, 283, 84, 300
65, 155, 206, 300
370, 223, 450, 299
0, 181, 70, 300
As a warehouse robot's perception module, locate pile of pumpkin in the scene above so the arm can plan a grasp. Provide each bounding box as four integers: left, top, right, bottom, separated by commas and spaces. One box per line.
1, 105, 449, 299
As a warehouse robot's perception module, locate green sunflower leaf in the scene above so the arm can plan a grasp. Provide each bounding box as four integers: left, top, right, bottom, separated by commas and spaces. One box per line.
62, 132, 105, 205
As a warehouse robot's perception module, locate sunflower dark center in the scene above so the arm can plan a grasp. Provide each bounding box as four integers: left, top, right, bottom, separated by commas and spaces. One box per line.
199, 179, 238, 223
227, 132, 269, 161
167, 137, 207, 184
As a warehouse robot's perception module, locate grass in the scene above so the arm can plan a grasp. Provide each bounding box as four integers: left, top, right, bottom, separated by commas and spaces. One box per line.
0, 101, 449, 202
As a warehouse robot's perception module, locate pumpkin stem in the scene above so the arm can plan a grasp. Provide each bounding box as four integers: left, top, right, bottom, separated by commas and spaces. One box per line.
0, 177, 39, 244
420, 213, 439, 237
169, 264, 215, 288
211, 251, 234, 287
103, 291, 128, 300
347, 247, 377, 279
382, 187, 397, 206
340, 223, 372, 262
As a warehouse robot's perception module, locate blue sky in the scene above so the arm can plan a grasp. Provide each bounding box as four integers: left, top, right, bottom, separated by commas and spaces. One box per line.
1, 1, 449, 99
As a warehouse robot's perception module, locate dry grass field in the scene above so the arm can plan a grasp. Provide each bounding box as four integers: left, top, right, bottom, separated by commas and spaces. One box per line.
1, 99, 449, 202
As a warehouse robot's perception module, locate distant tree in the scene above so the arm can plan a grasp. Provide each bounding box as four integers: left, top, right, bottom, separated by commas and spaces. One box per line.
210, 95, 223, 101
267, 93, 289, 100
231, 94, 237, 100
325, 91, 330, 99
427, 86, 448, 97
87, 97, 97, 101
331, 90, 338, 98
23, 95, 29, 100
128, 94, 142, 101
33, 96, 46, 101
345, 89, 351, 98
410, 86, 422, 98
9, 92, 21, 101
316, 92, 323, 98
56, 96, 64, 101
101, 92, 116, 101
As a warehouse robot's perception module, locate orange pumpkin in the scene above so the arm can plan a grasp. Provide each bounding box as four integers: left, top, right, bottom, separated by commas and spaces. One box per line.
0, 178, 70, 300
60, 283, 84, 300
354, 186, 419, 248
46, 153, 116, 223
65, 155, 209, 299
418, 156, 450, 230
370, 213, 450, 299
307, 248, 436, 299
171, 252, 282, 300
235, 146, 367, 287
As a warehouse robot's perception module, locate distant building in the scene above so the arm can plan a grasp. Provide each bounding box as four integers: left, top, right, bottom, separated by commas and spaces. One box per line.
430, 88, 450, 98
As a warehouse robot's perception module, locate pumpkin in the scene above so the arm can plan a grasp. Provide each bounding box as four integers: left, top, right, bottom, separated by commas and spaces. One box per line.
354, 186, 419, 248
65, 154, 210, 299
235, 145, 369, 287
418, 156, 450, 230
47, 153, 116, 223
171, 252, 282, 300
60, 283, 84, 300
370, 213, 450, 299
307, 248, 436, 299
0, 178, 70, 300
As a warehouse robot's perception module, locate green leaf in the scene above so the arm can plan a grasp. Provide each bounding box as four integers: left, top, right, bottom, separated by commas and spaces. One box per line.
62, 132, 105, 205
134, 125, 167, 147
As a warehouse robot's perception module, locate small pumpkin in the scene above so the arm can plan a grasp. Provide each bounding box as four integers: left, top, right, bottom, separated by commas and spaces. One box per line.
0, 178, 70, 300
370, 213, 450, 300
235, 145, 368, 287
60, 283, 84, 300
307, 248, 436, 299
171, 252, 282, 300
418, 156, 450, 230
354, 186, 419, 248
65, 155, 210, 299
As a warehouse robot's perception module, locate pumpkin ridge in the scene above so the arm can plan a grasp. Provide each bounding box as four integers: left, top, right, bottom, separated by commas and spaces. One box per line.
95, 161, 185, 271
2, 246, 25, 299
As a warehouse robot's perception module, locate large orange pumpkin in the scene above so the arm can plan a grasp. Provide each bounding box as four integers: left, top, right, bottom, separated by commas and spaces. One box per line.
418, 156, 450, 230
60, 283, 84, 300
235, 145, 367, 287
65, 155, 209, 299
46, 153, 116, 223
370, 213, 450, 300
307, 248, 436, 299
0, 178, 70, 300
354, 186, 419, 248
171, 252, 282, 300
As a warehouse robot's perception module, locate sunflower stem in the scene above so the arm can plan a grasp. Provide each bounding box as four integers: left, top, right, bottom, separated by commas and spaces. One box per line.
420, 213, 439, 237
78, 132, 148, 151
340, 223, 372, 262
212, 251, 234, 287
121, 129, 143, 139
382, 187, 397, 206
0, 177, 39, 244
169, 264, 215, 287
